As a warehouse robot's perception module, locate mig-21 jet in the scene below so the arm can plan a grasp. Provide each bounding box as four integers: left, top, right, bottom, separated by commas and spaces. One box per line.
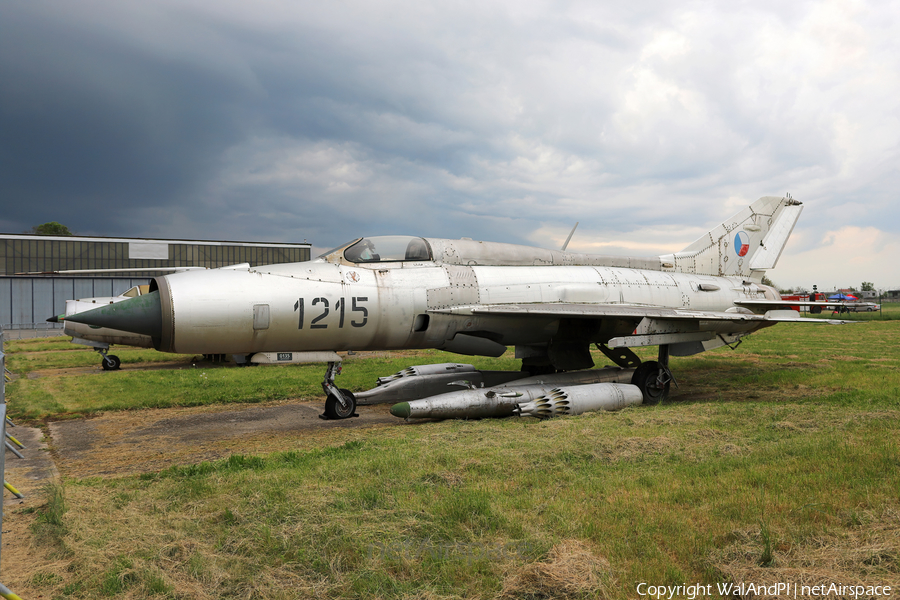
60, 196, 852, 419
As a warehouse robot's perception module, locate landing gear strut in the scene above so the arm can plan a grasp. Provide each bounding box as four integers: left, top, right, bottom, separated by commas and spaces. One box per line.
320, 361, 358, 419
98, 347, 120, 371
70, 338, 122, 370
631, 344, 676, 404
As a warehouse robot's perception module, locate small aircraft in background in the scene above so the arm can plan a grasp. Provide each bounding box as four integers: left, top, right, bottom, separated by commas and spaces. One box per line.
47, 284, 155, 370
61, 196, 854, 418
42, 267, 205, 370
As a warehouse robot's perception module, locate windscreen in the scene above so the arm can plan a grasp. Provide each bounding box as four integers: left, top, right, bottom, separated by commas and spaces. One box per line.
343, 236, 431, 263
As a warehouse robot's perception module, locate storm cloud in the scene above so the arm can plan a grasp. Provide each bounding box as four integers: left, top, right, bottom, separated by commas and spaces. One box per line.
2, 0, 898, 289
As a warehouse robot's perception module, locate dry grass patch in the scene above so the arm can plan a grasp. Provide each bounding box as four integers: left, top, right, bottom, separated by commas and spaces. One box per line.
711, 507, 900, 598
592, 435, 684, 463
500, 539, 616, 600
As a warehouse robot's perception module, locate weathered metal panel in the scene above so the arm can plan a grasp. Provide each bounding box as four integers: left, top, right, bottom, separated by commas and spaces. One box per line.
110, 280, 135, 296
0, 280, 10, 325
94, 280, 115, 297
73, 278, 96, 300
32, 279, 58, 328
426, 265, 479, 309
52, 278, 75, 316
9, 279, 32, 326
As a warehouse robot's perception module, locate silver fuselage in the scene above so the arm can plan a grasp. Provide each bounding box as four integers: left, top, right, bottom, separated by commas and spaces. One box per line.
152, 255, 775, 356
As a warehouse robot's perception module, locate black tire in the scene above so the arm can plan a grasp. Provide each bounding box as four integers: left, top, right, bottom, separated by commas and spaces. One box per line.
631, 361, 670, 405
101, 355, 121, 371
324, 388, 357, 419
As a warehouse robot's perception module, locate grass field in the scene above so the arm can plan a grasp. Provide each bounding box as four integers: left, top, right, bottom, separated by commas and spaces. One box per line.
5, 308, 900, 599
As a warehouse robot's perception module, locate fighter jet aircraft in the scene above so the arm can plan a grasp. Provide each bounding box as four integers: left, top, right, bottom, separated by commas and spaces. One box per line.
62, 196, 851, 418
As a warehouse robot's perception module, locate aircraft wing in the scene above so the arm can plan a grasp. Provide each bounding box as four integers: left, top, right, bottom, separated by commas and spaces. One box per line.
432, 302, 854, 355
15, 266, 208, 275
432, 302, 850, 323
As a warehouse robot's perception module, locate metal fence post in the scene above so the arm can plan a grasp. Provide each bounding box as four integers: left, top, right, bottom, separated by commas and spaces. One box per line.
0, 325, 24, 600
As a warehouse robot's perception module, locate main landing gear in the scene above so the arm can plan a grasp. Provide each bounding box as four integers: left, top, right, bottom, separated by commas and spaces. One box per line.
631, 344, 676, 404
320, 361, 358, 420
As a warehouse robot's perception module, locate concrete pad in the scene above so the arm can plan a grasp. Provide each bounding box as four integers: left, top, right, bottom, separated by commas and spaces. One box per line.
3, 423, 58, 506
47, 399, 400, 479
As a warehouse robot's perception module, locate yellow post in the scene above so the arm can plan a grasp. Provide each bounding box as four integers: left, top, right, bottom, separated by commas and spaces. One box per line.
3, 481, 23, 499
0, 582, 24, 600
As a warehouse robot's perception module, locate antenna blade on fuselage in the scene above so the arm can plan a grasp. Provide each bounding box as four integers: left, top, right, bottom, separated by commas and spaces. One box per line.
561, 222, 579, 251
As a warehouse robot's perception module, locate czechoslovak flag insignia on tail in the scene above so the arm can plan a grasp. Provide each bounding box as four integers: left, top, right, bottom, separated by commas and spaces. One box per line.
734, 231, 750, 257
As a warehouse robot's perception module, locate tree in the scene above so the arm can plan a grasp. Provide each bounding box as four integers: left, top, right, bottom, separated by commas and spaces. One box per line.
861, 282, 875, 292
32, 222, 74, 236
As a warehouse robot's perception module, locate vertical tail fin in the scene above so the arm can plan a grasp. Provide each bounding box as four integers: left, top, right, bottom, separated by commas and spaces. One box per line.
659, 196, 803, 280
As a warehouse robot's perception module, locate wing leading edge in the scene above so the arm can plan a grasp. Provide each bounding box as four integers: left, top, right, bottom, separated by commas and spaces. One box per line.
431, 302, 851, 323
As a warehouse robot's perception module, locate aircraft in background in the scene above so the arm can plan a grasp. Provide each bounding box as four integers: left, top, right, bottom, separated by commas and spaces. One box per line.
47, 284, 155, 370
62, 196, 853, 418
42, 267, 205, 369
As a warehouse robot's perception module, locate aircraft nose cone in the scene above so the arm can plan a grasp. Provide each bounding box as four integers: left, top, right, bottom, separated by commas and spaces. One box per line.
64, 290, 162, 338
389, 402, 411, 419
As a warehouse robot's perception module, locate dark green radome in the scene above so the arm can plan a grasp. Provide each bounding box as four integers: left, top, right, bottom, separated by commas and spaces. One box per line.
389, 402, 411, 418
61, 291, 163, 338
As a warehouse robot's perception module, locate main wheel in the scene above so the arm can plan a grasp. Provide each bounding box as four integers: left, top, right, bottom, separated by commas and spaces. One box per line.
324, 388, 357, 419
101, 355, 121, 371
631, 361, 670, 405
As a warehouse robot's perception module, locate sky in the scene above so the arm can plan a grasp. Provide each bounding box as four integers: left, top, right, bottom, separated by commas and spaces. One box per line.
1, 0, 898, 291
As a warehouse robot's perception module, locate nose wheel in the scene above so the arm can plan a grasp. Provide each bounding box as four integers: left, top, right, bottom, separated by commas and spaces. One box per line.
96, 346, 121, 371
320, 361, 358, 419
324, 388, 357, 419
101, 353, 121, 371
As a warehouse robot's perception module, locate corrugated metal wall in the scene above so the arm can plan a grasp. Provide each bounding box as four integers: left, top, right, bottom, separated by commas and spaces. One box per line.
1, 237, 310, 276
0, 276, 151, 330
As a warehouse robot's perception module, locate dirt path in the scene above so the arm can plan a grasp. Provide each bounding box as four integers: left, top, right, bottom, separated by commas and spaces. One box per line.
47, 397, 400, 478
6, 395, 400, 487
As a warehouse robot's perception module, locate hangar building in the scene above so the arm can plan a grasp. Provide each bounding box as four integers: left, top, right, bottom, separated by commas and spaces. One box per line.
0, 233, 312, 333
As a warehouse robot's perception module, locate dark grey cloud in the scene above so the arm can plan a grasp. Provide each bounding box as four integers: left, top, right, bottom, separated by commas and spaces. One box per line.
1, 0, 898, 287
0, 3, 254, 233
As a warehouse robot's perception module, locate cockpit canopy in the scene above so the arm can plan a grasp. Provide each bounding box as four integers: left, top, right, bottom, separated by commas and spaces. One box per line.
341, 236, 432, 263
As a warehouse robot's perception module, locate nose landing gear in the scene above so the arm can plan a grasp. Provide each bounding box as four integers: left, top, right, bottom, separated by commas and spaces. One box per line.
320, 361, 358, 419
100, 350, 121, 371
